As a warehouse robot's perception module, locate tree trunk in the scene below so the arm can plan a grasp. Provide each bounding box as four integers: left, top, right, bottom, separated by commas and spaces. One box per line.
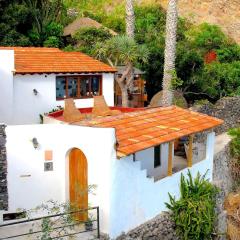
126, 0, 135, 38
162, 0, 178, 107
125, 0, 135, 107
118, 82, 129, 107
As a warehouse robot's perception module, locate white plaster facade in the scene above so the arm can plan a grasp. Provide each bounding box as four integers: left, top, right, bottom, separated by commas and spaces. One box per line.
0, 49, 115, 125
3, 124, 116, 234
1, 122, 216, 239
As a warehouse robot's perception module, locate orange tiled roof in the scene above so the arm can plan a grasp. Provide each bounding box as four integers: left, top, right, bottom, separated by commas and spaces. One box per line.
75, 106, 223, 157
0, 47, 116, 74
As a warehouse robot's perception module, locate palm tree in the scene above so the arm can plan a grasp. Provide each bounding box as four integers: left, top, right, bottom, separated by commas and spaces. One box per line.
161, 0, 178, 106
125, 0, 135, 104
94, 36, 149, 107
126, 0, 135, 39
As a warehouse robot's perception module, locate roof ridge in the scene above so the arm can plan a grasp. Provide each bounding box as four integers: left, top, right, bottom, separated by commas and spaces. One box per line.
0, 47, 116, 74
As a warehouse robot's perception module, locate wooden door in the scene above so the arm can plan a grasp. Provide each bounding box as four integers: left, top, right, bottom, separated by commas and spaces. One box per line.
69, 148, 88, 221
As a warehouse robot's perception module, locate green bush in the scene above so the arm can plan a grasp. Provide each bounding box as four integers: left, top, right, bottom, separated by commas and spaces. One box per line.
216, 44, 240, 63
186, 23, 227, 51
228, 128, 240, 160
166, 171, 218, 240
73, 27, 112, 55
45, 22, 64, 37
43, 36, 61, 48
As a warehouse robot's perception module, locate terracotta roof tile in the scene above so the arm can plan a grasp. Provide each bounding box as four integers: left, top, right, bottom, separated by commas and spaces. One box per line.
0, 47, 116, 74
74, 106, 223, 157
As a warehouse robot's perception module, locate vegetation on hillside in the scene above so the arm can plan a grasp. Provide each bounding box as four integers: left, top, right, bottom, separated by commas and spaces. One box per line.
0, 0, 69, 47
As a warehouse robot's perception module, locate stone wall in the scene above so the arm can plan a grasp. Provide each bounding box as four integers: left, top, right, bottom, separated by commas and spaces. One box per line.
115, 212, 179, 240
192, 97, 240, 135
0, 124, 8, 211
213, 143, 233, 240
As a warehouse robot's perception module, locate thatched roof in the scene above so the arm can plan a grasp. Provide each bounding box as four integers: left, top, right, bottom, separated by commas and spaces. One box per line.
63, 17, 117, 36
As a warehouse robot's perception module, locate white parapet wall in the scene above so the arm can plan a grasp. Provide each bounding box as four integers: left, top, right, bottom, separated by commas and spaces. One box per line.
109, 132, 215, 238
4, 124, 116, 234
0, 50, 14, 124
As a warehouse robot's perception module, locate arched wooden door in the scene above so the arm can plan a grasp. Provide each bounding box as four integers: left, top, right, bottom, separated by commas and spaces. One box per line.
69, 148, 88, 221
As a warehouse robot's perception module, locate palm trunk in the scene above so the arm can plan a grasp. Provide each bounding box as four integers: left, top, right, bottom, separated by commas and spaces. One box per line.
125, 0, 135, 107
162, 0, 178, 107
126, 0, 135, 38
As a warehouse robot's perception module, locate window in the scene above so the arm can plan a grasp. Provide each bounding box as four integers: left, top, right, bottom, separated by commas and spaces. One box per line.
154, 145, 161, 168
56, 75, 102, 100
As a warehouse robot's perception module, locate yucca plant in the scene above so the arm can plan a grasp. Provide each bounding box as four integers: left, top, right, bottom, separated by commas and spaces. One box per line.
166, 170, 218, 240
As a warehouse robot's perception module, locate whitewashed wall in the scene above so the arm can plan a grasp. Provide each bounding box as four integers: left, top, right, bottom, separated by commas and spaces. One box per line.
0, 50, 14, 124
137, 143, 169, 179
109, 132, 215, 238
0, 48, 115, 125
12, 73, 114, 124
3, 124, 116, 234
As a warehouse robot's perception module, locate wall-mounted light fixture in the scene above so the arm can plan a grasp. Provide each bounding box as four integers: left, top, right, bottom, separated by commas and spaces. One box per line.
32, 138, 39, 149
33, 89, 38, 95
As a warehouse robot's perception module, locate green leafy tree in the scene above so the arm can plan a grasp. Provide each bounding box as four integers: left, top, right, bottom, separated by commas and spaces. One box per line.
73, 27, 112, 55
24, 0, 66, 46
216, 44, 240, 63
193, 61, 240, 99
0, 1, 32, 46
186, 23, 227, 51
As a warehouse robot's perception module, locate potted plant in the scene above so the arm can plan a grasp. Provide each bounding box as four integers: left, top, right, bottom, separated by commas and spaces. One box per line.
85, 214, 93, 231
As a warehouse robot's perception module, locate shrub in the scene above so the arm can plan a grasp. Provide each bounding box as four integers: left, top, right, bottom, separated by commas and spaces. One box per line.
228, 128, 240, 159
73, 27, 112, 55
228, 128, 240, 186
43, 36, 61, 48
216, 44, 240, 63
45, 22, 64, 37
166, 171, 218, 240
186, 23, 227, 50
192, 61, 240, 100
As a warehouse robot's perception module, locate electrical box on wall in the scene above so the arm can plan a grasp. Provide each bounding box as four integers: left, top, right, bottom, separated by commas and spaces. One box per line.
44, 162, 53, 171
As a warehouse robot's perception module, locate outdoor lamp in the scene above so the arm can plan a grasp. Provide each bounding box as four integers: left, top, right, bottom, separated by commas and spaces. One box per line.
33, 89, 38, 95
32, 138, 39, 149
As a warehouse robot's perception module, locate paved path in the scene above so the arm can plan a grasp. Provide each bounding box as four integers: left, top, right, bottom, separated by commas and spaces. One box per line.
214, 132, 231, 155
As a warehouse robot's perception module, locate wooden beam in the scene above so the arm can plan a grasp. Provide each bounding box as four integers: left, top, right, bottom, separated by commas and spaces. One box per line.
168, 141, 174, 176
187, 134, 194, 168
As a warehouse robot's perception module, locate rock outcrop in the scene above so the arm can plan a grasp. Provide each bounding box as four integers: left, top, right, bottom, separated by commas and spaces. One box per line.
158, 0, 240, 44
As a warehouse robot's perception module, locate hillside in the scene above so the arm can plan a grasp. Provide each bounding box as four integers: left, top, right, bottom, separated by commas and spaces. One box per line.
160, 0, 240, 44
65, 0, 240, 43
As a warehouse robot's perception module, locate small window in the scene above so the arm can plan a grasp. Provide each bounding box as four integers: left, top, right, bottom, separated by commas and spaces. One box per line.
154, 145, 161, 168
3, 212, 26, 221
56, 75, 102, 100
56, 77, 66, 99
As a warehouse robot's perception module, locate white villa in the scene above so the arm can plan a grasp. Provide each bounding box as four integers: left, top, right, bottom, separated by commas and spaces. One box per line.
0, 47, 223, 239
0, 47, 116, 124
